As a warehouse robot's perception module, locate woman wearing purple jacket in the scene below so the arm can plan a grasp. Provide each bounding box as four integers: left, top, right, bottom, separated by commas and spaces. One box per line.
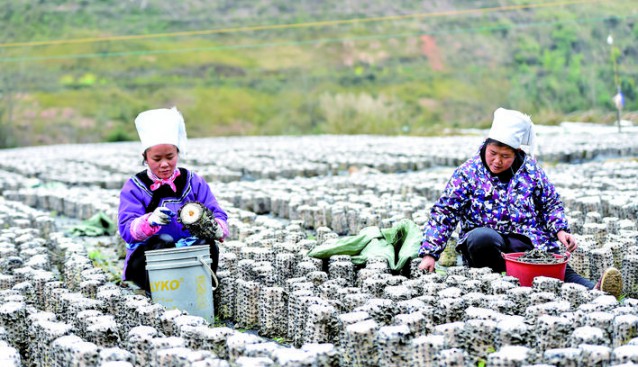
417, 108, 622, 298
118, 107, 228, 293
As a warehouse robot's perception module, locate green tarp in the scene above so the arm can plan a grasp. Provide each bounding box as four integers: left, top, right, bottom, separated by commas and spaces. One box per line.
307, 219, 422, 271
68, 212, 117, 237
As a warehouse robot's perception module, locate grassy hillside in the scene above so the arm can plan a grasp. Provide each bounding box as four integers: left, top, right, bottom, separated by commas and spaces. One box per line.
0, 0, 636, 147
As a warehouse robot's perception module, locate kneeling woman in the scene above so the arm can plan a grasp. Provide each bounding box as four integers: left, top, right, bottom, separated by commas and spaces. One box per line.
118, 107, 228, 294
417, 107, 622, 298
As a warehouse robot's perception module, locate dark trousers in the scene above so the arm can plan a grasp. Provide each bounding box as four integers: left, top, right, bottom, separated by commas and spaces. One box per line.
125, 236, 219, 293
461, 227, 594, 289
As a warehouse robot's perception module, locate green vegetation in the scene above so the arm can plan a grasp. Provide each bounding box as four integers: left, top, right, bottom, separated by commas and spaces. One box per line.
271, 336, 291, 345
0, 0, 635, 148
88, 246, 122, 283
87, 248, 104, 262
213, 315, 226, 328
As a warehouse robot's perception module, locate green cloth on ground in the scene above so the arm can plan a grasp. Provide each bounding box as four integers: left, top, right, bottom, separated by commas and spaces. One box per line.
307, 219, 422, 271
68, 212, 117, 237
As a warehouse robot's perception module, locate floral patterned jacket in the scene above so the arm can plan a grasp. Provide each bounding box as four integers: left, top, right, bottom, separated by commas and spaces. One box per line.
419, 142, 569, 260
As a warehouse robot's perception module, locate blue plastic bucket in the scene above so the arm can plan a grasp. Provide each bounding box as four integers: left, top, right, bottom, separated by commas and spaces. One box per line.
145, 246, 216, 323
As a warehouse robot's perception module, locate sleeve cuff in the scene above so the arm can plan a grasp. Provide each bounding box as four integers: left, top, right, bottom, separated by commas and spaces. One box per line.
418, 247, 441, 261
215, 218, 229, 239
130, 213, 160, 241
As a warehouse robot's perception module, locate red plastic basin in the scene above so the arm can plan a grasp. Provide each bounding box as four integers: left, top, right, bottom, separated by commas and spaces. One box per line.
502, 252, 570, 287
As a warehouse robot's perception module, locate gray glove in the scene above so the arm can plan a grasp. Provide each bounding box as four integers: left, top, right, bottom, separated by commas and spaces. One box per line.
212, 219, 224, 240
148, 207, 174, 226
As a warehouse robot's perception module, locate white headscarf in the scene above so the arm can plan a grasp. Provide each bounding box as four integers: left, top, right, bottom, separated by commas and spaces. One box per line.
134, 107, 187, 153
488, 107, 537, 156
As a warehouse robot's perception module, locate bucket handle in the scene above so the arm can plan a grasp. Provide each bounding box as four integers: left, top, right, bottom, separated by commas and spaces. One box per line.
198, 255, 219, 291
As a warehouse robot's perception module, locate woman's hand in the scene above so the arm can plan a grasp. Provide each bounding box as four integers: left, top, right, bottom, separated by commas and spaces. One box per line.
211, 219, 224, 241
418, 255, 437, 273
557, 230, 577, 252
148, 207, 174, 226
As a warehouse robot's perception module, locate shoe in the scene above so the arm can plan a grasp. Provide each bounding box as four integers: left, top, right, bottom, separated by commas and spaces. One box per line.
595, 267, 623, 299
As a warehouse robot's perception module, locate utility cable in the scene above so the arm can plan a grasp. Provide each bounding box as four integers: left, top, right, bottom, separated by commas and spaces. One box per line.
0, 13, 632, 64
0, 0, 603, 49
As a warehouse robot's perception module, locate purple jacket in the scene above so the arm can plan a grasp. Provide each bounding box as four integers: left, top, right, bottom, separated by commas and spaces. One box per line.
419, 143, 569, 260
118, 168, 227, 275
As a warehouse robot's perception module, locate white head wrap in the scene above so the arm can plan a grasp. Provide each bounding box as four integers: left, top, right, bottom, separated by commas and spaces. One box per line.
488, 107, 537, 156
134, 107, 187, 153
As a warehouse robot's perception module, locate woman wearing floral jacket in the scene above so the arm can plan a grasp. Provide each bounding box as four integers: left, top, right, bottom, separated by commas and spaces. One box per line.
418, 107, 622, 297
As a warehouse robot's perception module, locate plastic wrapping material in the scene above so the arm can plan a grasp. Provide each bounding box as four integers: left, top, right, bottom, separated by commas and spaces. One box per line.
67, 211, 117, 237
308, 219, 422, 271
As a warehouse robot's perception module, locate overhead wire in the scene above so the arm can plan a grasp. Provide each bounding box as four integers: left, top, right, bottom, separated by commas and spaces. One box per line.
0, 0, 603, 49
1, 13, 630, 64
